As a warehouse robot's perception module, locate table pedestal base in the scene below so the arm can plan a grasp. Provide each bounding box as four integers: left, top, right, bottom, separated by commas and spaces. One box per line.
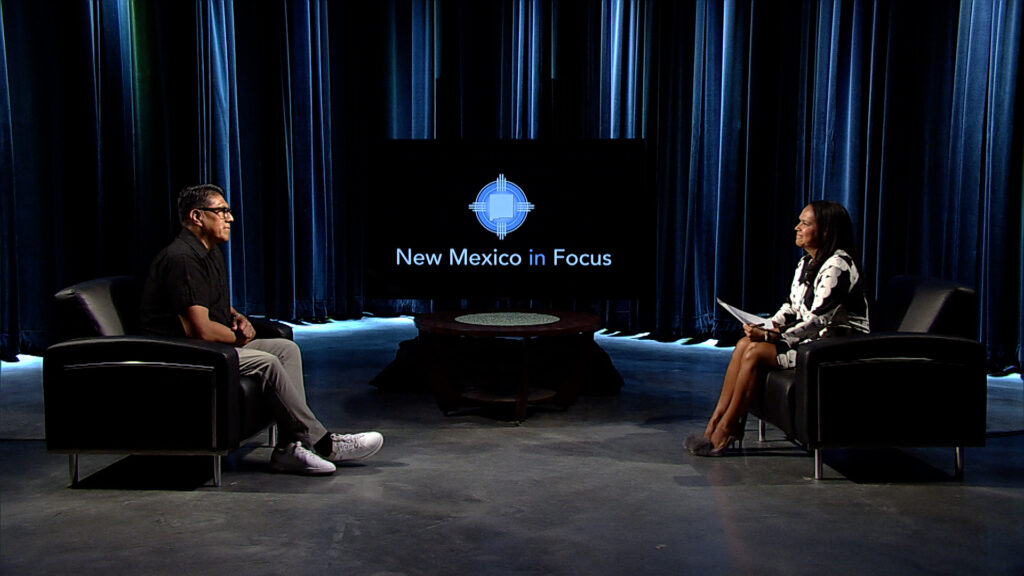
415, 311, 602, 422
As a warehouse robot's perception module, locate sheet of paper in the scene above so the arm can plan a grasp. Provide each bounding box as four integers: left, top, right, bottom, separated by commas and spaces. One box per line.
716, 298, 774, 329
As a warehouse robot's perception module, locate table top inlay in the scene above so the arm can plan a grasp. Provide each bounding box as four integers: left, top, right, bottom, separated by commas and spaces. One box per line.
454, 312, 561, 327
415, 310, 600, 338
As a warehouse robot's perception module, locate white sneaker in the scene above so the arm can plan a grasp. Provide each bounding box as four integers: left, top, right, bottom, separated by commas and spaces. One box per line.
269, 442, 336, 475
328, 432, 384, 462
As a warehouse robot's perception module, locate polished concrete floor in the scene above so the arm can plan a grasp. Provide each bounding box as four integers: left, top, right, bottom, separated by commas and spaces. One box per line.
2, 317, 1023, 575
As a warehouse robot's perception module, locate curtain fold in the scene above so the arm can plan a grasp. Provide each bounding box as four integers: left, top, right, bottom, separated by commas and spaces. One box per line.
1, 0, 142, 354
975, 0, 1023, 369
195, 0, 338, 320
652, 0, 752, 336
197, 0, 245, 306
500, 0, 544, 139
0, 0, 17, 358
276, 0, 334, 319
387, 0, 435, 139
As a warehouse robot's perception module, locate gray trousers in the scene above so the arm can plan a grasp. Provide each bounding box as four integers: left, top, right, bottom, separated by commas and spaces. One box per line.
237, 338, 328, 448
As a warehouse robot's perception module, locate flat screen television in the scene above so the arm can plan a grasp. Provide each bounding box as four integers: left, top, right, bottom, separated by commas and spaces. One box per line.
364, 139, 653, 301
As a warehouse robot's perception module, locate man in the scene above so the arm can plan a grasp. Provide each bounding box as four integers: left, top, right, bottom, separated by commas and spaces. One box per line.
140, 184, 383, 475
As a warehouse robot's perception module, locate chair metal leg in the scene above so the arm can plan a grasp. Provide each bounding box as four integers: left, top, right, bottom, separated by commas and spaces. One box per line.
814, 449, 823, 480
212, 455, 222, 487
758, 419, 766, 442
268, 424, 278, 447
954, 446, 964, 480
69, 454, 79, 487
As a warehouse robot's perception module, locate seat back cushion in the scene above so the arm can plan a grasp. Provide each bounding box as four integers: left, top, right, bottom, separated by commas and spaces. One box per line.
53, 276, 140, 339
876, 275, 977, 339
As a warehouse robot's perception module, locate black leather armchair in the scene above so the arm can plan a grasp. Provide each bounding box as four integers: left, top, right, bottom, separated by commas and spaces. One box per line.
748, 276, 987, 479
44, 276, 290, 486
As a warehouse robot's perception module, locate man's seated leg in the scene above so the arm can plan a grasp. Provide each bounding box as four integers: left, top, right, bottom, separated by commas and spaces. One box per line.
237, 344, 329, 448
238, 342, 384, 471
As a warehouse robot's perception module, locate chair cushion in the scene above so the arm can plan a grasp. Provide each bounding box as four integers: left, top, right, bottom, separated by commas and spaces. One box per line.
877, 275, 976, 338
53, 276, 139, 338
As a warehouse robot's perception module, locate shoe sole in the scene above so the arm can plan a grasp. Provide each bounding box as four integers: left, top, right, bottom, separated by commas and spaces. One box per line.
269, 463, 336, 475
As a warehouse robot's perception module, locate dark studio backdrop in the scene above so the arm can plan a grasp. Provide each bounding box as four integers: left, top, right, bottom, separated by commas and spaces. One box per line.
1, 0, 1022, 373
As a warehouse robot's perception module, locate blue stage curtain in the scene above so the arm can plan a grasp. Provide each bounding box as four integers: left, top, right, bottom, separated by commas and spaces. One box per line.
195, 0, 246, 309
199, 0, 339, 320
1, 0, 1022, 371
595, 0, 647, 139
387, 0, 547, 140
498, 0, 545, 139
386, 0, 436, 139
648, 0, 756, 337
0, 1, 16, 356
967, 0, 1024, 371
645, 0, 1022, 370
0, 0, 357, 357
1, 0, 145, 356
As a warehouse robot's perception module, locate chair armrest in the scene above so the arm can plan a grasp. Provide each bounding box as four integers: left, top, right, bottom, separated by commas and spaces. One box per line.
791, 333, 987, 448
794, 332, 984, 367
249, 317, 293, 341
44, 335, 240, 369
43, 336, 244, 452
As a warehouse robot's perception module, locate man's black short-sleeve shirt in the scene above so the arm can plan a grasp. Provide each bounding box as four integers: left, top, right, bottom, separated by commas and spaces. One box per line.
140, 228, 232, 337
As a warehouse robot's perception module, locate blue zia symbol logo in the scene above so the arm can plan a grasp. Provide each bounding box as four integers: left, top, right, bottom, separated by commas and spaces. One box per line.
468, 174, 534, 240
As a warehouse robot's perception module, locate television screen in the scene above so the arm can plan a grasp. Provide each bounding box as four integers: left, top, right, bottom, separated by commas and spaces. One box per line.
364, 139, 653, 300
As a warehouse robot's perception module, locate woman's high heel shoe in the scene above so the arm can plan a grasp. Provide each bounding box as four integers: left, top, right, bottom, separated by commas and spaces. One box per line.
691, 435, 739, 457
686, 412, 748, 456
683, 432, 709, 453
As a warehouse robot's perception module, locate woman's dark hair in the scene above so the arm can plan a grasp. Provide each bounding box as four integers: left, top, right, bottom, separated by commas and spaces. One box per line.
801, 200, 860, 284
177, 184, 225, 226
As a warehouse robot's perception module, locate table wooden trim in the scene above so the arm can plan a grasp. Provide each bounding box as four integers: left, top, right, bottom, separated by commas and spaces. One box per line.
414, 310, 601, 421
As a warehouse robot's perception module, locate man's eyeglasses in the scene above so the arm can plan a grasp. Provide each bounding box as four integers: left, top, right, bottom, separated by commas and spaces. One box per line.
196, 207, 233, 218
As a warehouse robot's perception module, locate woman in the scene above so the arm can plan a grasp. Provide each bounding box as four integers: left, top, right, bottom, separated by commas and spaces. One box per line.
685, 200, 870, 456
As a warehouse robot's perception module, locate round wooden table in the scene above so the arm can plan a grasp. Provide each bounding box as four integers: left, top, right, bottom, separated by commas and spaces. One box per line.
414, 310, 601, 421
